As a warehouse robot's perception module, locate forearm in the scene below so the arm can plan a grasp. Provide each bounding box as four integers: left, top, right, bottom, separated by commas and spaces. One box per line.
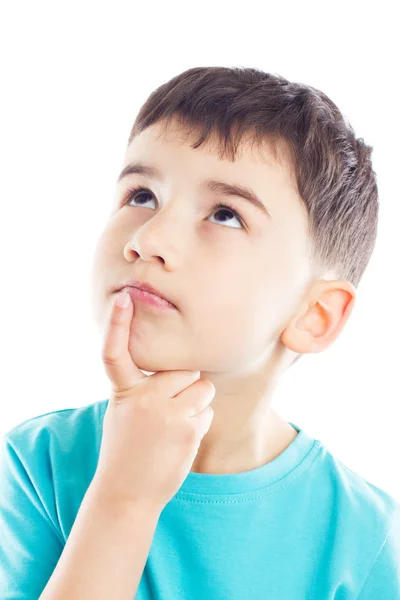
39, 481, 161, 600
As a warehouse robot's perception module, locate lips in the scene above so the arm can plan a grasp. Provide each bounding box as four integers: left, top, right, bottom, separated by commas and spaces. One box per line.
124, 286, 177, 310
115, 279, 177, 308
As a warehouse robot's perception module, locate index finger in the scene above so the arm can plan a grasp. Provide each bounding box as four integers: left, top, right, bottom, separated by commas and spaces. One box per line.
101, 291, 146, 394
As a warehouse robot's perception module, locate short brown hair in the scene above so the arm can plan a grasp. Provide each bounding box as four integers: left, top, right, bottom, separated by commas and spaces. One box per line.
127, 67, 379, 365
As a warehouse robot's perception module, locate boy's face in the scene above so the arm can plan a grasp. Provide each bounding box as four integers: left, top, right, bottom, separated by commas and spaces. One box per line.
91, 117, 314, 379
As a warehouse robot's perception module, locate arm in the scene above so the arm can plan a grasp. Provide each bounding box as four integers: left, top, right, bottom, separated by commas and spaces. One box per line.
0, 434, 65, 599
39, 481, 162, 600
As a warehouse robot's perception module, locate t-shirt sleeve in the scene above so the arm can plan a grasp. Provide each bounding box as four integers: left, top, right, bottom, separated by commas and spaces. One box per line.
357, 503, 400, 599
0, 432, 65, 599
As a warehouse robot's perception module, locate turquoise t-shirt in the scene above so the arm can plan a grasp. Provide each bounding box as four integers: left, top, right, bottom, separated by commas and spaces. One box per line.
0, 399, 399, 599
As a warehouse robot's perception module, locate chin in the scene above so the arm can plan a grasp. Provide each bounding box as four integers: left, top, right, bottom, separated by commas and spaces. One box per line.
127, 344, 178, 373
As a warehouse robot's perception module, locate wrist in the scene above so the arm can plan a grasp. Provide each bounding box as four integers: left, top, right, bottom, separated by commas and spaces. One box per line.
86, 478, 163, 523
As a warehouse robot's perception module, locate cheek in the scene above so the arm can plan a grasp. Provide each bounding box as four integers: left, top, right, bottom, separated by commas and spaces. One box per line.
188, 288, 273, 369
90, 233, 114, 282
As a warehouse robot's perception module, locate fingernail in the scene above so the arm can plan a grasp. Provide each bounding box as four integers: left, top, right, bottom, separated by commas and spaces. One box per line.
116, 291, 131, 308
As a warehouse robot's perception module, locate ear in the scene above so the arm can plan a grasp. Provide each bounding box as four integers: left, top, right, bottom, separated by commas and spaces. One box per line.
281, 280, 357, 355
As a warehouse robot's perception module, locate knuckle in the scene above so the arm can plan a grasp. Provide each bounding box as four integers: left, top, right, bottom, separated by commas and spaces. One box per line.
112, 387, 131, 401
205, 380, 216, 394
113, 380, 141, 401
198, 380, 215, 398
101, 348, 119, 366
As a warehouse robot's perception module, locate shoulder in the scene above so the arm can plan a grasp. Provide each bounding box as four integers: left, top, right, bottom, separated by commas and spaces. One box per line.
313, 441, 400, 593
4, 398, 108, 452
315, 441, 399, 523
1, 399, 109, 498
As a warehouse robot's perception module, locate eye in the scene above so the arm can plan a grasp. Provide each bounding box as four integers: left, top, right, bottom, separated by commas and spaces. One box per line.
121, 186, 245, 230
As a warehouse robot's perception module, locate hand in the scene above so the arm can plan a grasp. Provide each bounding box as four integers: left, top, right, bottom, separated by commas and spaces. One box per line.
93, 291, 215, 513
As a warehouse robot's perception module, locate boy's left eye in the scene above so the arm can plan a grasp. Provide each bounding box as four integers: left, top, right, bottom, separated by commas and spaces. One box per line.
121, 186, 246, 230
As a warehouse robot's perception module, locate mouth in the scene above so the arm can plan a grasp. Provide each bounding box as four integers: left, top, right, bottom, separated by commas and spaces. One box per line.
119, 286, 177, 311
115, 279, 177, 309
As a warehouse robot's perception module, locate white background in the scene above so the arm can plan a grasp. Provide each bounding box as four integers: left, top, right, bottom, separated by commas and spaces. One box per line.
0, 1, 399, 501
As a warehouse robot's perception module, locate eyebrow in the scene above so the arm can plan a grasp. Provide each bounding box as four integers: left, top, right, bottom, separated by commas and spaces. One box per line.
116, 161, 272, 220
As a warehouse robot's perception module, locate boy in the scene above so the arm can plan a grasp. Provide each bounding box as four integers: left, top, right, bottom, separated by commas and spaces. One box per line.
1, 66, 399, 598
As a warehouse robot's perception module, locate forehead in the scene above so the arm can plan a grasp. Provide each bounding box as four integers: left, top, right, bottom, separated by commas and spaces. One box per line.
126, 118, 297, 189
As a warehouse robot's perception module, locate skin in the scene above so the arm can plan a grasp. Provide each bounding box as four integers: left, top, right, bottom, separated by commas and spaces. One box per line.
90, 116, 356, 475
